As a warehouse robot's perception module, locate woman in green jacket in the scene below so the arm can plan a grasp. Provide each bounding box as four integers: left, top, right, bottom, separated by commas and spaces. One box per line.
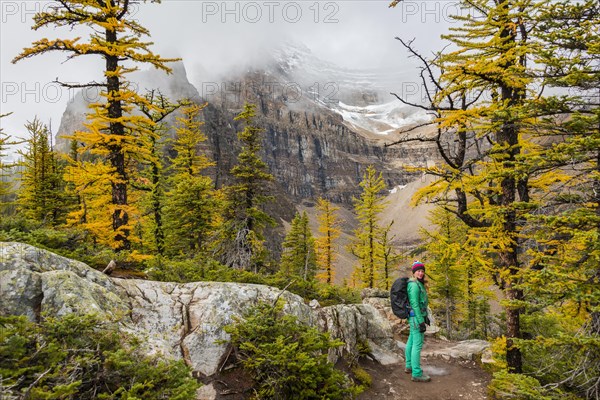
405, 261, 431, 382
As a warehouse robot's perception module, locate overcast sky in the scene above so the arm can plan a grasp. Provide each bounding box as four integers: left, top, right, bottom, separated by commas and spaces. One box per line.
1, 0, 453, 151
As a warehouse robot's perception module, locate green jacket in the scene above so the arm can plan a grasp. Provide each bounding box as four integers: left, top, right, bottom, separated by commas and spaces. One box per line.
407, 278, 428, 325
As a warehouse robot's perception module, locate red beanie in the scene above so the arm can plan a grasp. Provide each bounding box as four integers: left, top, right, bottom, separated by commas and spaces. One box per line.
411, 261, 425, 273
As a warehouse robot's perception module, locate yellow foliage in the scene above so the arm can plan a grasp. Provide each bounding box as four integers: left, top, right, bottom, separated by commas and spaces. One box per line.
315, 198, 341, 284
490, 336, 508, 370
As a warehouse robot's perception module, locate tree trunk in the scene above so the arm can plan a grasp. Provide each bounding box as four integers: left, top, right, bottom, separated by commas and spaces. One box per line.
498, 115, 523, 374
497, 0, 525, 370
106, 28, 129, 251
151, 156, 164, 256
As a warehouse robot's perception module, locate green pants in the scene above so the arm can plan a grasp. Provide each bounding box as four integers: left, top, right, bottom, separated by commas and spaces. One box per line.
405, 317, 425, 377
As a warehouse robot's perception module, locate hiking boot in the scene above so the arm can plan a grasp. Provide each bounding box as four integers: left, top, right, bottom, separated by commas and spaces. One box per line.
411, 375, 431, 382
404, 368, 411, 374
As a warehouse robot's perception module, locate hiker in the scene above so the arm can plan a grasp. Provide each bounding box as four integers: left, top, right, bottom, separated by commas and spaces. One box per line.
405, 260, 431, 382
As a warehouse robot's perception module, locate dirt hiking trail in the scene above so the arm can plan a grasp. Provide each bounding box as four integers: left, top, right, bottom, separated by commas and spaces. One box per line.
355, 330, 492, 400
357, 352, 491, 400
204, 337, 492, 400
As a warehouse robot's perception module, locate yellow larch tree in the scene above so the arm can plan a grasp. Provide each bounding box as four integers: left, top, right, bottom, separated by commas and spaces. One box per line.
315, 197, 340, 285
389, 0, 541, 372
13, 0, 179, 252
350, 165, 387, 289
390, 0, 598, 380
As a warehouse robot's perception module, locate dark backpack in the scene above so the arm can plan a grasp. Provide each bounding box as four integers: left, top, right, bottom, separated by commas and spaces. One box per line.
390, 277, 410, 319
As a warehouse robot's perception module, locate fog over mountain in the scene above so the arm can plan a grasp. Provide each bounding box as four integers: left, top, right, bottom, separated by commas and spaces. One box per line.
53, 39, 433, 147
1, 0, 450, 150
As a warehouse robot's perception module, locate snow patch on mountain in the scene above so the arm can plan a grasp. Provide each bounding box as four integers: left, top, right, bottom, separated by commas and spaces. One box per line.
389, 184, 408, 194
269, 42, 433, 134
331, 100, 431, 135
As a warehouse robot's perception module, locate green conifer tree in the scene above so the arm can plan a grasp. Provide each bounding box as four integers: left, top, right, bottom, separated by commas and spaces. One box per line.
280, 211, 317, 281
136, 91, 182, 256
17, 118, 66, 225
516, 2, 600, 396
217, 103, 275, 271
163, 103, 217, 257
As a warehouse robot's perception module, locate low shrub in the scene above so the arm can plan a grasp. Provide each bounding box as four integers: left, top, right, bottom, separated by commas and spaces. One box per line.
224, 300, 357, 399
350, 364, 372, 391
489, 370, 580, 400
0, 314, 199, 399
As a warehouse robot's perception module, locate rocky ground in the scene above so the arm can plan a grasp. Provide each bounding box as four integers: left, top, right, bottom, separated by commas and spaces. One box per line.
357, 355, 491, 400
197, 337, 492, 400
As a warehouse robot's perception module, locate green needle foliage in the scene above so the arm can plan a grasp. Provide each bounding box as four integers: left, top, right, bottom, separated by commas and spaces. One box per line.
135, 90, 182, 257
164, 102, 218, 257
17, 118, 67, 226
217, 103, 275, 272
0, 314, 199, 400
224, 300, 357, 399
280, 211, 317, 281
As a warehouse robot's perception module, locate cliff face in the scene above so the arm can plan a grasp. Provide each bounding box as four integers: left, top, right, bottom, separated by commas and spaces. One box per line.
194, 45, 438, 205
199, 75, 424, 206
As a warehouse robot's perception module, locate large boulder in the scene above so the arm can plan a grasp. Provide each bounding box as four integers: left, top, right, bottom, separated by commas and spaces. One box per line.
424, 339, 492, 362
317, 303, 397, 364
0, 242, 127, 320
0, 242, 398, 376
113, 278, 314, 376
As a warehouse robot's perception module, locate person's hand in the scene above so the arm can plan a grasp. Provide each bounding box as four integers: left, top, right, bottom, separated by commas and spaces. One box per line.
419, 322, 427, 333
425, 316, 431, 326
